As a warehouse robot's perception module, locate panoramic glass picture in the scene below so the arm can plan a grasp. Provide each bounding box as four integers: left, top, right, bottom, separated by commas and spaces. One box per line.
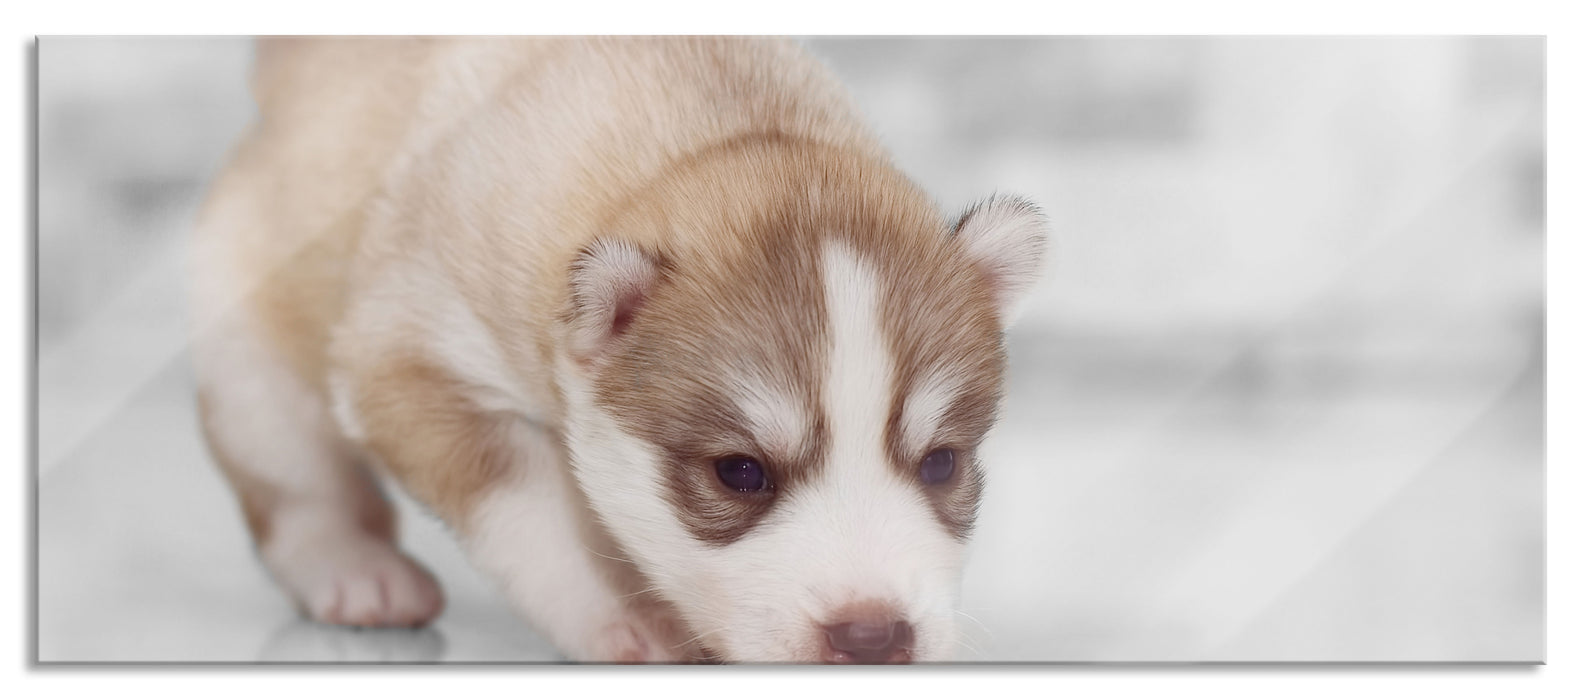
36, 36, 1543, 663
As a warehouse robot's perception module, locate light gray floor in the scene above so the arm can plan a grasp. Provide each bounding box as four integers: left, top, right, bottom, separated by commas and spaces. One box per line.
37, 37, 1544, 663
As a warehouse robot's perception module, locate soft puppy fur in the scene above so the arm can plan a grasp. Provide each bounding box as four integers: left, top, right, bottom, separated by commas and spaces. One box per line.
190, 36, 1048, 663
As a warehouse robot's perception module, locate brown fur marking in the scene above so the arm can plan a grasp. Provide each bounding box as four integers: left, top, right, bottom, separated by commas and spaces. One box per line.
591, 134, 1000, 545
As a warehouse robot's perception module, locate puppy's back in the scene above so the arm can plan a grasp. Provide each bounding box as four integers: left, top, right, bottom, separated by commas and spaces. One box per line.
194, 37, 884, 392
192, 38, 553, 388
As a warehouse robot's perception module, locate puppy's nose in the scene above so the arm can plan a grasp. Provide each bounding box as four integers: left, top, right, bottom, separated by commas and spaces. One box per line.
822, 617, 914, 664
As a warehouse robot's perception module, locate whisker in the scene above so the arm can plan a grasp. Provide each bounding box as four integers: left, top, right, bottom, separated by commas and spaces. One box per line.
581, 545, 638, 567
955, 636, 987, 659
676, 623, 732, 651
619, 584, 666, 601
953, 608, 994, 639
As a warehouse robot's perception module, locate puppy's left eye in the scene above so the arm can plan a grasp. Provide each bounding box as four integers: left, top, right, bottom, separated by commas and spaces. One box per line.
919, 448, 956, 485
715, 455, 771, 492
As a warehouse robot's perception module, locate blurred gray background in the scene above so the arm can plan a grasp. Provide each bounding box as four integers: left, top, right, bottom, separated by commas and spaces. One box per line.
36, 36, 1544, 662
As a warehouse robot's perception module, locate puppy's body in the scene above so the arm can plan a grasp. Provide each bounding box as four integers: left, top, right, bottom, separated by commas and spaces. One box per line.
192, 37, 1046, 663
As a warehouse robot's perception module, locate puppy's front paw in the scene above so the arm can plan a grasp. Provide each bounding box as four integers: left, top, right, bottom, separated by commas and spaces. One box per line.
270, 536, 445, 629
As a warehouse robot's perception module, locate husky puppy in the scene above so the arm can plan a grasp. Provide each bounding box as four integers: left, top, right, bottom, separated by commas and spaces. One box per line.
191, 36, 1047, 663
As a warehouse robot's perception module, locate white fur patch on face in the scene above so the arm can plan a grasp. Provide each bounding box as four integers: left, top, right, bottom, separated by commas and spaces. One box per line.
820, 242, 894, 469
746, 241, 960, 660
898, 368, 965, 457
729, 370, 808, 457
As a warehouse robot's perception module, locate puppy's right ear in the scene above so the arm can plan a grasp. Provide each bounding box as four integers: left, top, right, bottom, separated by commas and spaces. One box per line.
951, 194, 1049, 328
564, 239, 665, 366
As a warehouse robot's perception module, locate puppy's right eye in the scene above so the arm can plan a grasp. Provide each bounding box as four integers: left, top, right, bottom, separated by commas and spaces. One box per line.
919, 448, 956, 485
715, 456, 770, 492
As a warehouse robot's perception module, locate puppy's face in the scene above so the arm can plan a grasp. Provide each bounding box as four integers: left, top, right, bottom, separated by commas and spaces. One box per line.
560, 194, 1046, 663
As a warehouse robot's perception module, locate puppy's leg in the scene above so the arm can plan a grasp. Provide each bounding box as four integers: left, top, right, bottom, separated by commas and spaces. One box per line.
347, 357, 697, 662
193, 311, 444, 628
468, 420, 699, 662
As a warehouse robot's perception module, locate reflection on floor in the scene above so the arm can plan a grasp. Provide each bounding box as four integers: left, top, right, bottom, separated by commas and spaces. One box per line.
259, 623, 448, 664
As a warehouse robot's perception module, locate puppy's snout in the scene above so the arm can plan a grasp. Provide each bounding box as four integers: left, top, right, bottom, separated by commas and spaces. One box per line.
821, 604, 914, 664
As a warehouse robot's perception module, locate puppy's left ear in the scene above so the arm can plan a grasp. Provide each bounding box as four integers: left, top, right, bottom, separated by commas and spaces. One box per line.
565, 239, 666, 366
952, 194, 1049, 327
